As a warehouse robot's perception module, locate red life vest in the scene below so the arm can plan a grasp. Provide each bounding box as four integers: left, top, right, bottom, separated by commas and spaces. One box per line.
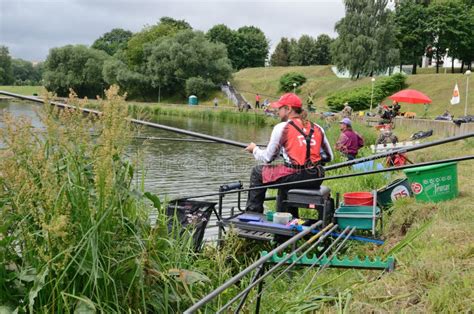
283, 119, 323, 167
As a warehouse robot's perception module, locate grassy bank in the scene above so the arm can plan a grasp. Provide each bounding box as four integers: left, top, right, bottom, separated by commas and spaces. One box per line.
0, 85, 44, 96
253, 124, 474, 312
232, 65, 473, 118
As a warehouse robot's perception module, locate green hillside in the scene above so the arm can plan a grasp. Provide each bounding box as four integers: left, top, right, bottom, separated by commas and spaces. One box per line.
232, 65, 473, 118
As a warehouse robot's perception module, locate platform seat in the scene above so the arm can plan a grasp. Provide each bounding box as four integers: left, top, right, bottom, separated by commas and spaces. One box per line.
285, 186, 334, 226
287, 186, 331, 206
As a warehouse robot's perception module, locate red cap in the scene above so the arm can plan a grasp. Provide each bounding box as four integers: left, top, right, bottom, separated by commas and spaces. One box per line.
270, 93, 302, 109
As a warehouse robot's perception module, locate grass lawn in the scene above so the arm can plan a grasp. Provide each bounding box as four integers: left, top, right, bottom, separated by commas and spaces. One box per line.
0, 85, 45, 96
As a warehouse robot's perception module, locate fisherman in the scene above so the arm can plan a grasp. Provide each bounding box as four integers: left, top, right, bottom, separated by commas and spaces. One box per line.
376, 127, 398, 145
335, 118, 364, 160
244, 93, 333, 217
341, 102, 353, 118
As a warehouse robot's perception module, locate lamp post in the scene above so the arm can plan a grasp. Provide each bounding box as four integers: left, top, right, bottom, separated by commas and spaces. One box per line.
370, 77, 376, 112
465, 70, 471, 116
293, 83, 297, 94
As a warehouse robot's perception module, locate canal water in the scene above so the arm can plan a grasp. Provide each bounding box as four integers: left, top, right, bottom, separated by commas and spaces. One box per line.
0, 99, 274, 239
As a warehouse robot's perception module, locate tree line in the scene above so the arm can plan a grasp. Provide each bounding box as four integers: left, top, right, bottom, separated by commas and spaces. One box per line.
0, 46, 43, 86
1, 0, 472, 97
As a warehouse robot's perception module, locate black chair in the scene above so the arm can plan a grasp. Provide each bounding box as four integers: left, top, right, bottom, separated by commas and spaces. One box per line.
284, 185, 334, 226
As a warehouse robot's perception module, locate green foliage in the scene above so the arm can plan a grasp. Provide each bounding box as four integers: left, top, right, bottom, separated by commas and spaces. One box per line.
270, 37, 291, 66
271, 34, 333, 67
43, 45, 111, 97
0, 45, 14, 85
207, 24, 269, 69
144, 30, 232, 96
279, 72, 307, 92
185, 77, 215, 98
126, 17, 191, 68
426, 1, 473, 73
91, 28, 133, 56
11, 58, 43, 85
332, 0, 399, 79
395, 0, 432, 74
326, 73, 407, 111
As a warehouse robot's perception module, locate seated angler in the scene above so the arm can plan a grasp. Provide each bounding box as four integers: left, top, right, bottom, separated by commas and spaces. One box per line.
244, 93, 333, 218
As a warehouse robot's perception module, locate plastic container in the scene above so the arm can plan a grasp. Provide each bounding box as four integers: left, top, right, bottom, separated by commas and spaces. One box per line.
273, 212, 292, 225
334, 205, 380, 230
266, 211, 274, 222
377, 178, 412, 207
343, 192, 374, 206
403, 162, 458, 203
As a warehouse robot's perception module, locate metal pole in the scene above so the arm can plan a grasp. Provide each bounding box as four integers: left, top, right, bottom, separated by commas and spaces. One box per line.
183, 221, 323, 313
465, 71, 471, 116
370, 77, 375, 112
177, 155, 473, 201
218, 223, 338, 313
158, 85, 161, 103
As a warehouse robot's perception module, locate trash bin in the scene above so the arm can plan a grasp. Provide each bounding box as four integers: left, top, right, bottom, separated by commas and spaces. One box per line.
403, 162, 458, 203
188, 95, 198, 105
377, 178, 412, 207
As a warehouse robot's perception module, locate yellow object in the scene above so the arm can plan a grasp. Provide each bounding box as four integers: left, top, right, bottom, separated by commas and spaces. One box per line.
359, 111, 364, 116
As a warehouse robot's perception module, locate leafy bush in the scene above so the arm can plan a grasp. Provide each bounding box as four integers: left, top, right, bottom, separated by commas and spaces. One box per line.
279, 72, 307, 92
185, 76, 216, 98
326, 73, 407, 111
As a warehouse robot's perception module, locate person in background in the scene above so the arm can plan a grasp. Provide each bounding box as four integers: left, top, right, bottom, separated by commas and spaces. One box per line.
341, 102, 353, 118
391, 100, 401, 116
244, 93, 333, 216
376, 127, 398, 145
335, 118, 364, 160
255, 93, 261, 109
213, 97, 218, 108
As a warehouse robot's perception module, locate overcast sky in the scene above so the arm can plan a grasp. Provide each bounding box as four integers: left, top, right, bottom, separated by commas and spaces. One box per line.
0, 0, 345, 62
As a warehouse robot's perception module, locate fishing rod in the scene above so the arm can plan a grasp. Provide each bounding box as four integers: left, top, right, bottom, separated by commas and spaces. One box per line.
0, 91, 250, 148
2, 92, 472, 172
173, 155, 473, 201
132, 135, 267, 146
217, 223, 339, 313
183, 220, 323, 314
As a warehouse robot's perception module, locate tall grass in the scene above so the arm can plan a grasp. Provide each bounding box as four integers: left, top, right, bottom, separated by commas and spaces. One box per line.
0, 86, 217, 312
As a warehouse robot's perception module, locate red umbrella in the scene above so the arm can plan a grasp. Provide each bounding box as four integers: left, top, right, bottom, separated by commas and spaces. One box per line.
389, 89, 432, 104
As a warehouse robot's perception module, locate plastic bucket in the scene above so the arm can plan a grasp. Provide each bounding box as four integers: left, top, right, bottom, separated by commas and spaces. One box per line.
343, 192, 374, 206
403, 162, 458, 203
377, 178, 412, 207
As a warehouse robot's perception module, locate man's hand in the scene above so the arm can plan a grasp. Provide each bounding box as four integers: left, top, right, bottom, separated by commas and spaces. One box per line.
245, 142, 257, 153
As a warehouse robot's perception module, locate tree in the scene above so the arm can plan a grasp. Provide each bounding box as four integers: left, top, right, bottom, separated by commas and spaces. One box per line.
288, 38, 299, 66
294, 35, 317, 66
279, 72, 307, 92
144, 30, 232, 96
314, 34, 333, 65
12, 58, 42, 85
235, 26, 269, 69
427, 1, 473, 73
43, 45, 111, 97
206, 24, 269, 69
0, 46, 14, 85
331, 0, 400, 79
270, 37, 291, 66
395, 0, 431, 74
126, 17, 192, 68
92, 28, 133, 56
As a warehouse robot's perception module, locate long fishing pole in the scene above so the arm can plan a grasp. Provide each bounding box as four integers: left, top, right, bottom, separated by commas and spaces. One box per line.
2, 91, 472, 170
174, 155, 473, 201
217, 223, 339, 313
183, 220, 323, 314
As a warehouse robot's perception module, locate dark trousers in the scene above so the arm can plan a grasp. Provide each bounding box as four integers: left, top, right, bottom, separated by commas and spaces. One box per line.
345, 153, 356, 160
245, 165, 325, 217
255, 101, 260, 108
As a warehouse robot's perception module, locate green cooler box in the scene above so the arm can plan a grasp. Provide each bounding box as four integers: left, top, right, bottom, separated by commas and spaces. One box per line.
403, 162, 458, 203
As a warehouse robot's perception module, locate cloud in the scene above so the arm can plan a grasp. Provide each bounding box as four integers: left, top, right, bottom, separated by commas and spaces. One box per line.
0, 0, 344, 61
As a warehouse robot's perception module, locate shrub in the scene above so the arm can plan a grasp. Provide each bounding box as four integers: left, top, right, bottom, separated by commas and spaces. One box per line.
185, 76, 216, 98
326, 73, 407, 111
279, 72, 307, 92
